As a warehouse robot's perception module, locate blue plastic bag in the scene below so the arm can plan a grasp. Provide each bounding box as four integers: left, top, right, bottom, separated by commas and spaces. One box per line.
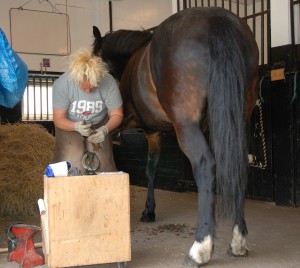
0, 28, 28, 108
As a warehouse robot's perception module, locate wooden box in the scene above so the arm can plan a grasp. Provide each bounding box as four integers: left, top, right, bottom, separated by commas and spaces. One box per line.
42, 173, 131, 267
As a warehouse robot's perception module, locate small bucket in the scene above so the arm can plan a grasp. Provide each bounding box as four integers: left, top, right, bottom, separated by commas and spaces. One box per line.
44, 161, 72, 177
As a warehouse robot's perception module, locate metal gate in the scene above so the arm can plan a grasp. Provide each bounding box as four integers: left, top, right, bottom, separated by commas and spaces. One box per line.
178, 0, 271, 67
290, 0, 300, 206
291, 0, 300, 58
21, 71, 61, 134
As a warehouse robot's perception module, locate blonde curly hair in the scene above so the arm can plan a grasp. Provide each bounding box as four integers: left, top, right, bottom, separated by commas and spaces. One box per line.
69, 48, 108, 87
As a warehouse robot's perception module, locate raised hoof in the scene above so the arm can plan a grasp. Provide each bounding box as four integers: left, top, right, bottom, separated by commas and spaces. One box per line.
140, 212, 155, 222
227, 246, 248, 257
184, 255, 205, 267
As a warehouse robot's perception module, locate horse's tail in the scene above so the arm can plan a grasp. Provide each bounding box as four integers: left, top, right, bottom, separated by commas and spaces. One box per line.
207, 16, 248, 219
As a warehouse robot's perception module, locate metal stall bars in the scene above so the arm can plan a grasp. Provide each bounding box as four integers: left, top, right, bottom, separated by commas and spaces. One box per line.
22, 71, 61, 133
22, 72, 59, 121
291, 0, 300, 66
290, 0, 300, 206
178, 0, 271, 67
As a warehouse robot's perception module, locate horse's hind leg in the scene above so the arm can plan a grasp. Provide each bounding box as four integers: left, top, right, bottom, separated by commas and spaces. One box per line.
228, 207, 248, 257
140, 131, 162, 222
176, 125, 216, 265
228, 71, 258, 257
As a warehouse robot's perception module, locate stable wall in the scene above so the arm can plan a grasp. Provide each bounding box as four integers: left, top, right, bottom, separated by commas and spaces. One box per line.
0, 0, 296, 72
0, 0, 173, 72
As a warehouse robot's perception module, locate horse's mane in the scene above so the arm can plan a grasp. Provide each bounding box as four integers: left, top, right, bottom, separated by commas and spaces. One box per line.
102, 30, 152, 58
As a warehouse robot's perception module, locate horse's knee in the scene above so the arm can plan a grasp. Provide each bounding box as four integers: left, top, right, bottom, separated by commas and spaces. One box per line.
228, 225, 248, 257
187, 235, 213, 265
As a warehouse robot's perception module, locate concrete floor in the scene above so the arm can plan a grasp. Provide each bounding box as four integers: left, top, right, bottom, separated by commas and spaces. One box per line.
1, 186, 300, 268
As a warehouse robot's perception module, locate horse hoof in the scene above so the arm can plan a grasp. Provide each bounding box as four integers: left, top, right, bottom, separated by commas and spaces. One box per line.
184, 255, 204, 267
227, 246, 248, 257
140, 213, 155, 222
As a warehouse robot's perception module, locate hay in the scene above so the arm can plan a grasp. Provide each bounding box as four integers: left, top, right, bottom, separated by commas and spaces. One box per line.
0, 123, 55, 218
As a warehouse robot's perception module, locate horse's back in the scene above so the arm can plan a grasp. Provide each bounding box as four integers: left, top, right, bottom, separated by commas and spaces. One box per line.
148, 7, 258, 124
153, 7, 256, 44
126, 7, 258, 133
151, 7, 258, 74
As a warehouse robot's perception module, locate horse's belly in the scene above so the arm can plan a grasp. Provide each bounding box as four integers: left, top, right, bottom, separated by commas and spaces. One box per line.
132, 45, 172, 130
133, 82, 172, 130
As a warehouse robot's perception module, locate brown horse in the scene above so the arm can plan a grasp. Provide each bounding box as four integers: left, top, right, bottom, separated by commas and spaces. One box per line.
93, 7, 259, 266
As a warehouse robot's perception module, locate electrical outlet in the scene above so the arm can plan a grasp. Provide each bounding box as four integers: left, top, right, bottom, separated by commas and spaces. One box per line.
42, 58, 50, 67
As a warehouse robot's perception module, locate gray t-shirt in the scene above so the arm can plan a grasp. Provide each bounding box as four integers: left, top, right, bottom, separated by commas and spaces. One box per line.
52, 72, 123, 124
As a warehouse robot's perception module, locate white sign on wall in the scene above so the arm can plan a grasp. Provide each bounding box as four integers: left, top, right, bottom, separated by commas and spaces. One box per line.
10, 8, 70, 55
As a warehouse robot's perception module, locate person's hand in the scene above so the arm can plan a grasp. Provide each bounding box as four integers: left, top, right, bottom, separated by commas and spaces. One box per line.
87, 126, 108, 143
74, 121, 92, 137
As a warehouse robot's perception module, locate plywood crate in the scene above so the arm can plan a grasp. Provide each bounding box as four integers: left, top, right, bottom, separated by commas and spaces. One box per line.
42, 172, 131, 268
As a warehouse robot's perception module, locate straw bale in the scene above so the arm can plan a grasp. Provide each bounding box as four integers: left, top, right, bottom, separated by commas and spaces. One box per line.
0, 123, 55, 218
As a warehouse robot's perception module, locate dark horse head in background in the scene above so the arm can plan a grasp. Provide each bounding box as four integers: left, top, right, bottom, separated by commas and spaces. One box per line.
93, 7, 259, 266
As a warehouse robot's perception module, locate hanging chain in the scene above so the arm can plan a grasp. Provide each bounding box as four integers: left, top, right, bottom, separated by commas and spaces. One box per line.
249, 99, 267, 169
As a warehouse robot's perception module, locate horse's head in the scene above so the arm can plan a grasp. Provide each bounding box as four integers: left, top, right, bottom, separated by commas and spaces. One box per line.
92, 26, 152, 81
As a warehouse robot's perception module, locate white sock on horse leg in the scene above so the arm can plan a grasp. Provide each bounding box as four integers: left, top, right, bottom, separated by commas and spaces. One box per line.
230, 225, 248, 256
189, 235, 213, 264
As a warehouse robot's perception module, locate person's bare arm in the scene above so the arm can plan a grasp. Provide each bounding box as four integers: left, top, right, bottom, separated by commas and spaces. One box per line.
54, 108, 93, 136
105, 106, 124, 132
53, 108, 76, 131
